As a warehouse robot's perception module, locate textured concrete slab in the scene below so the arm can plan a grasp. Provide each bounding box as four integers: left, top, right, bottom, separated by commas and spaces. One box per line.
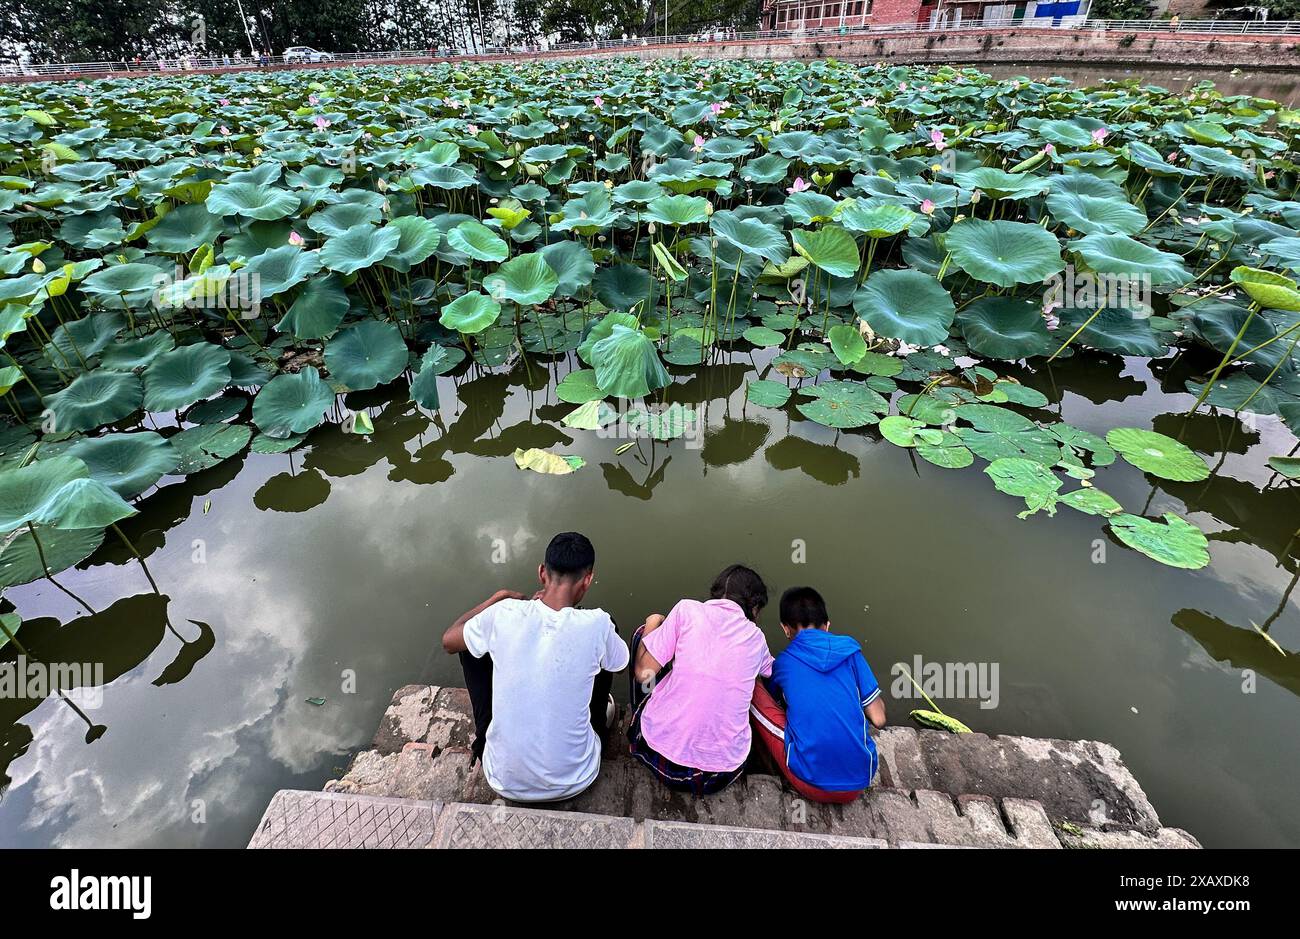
645, 819, 886, 849
432, 802, 638, 849
1057, 827, 1201, 849
247, 790, 440, 848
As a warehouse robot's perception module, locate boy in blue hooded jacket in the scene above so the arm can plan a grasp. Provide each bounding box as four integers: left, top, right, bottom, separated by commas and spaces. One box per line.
749, 586, 886, 802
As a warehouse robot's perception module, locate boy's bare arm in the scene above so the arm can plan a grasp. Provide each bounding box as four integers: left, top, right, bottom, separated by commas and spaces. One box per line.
865, 696, 887, 729
442, 589, 526, 654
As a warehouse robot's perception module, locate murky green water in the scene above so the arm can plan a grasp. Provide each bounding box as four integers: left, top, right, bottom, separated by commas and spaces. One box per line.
1, 337, 1297, 848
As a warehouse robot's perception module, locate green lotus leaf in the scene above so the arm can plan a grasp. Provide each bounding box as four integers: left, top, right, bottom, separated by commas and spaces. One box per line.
169, 423, 252, 473
1106, 427, 1210, 481
243, 245, 323, 297
206, 181, 299, 221
483, 252, 559, 306
1046, 186, 1146, 236
953, 403, 1061, 464
514, 447, 584, 475
711, 212, 789, 266
46, 370, 143, 433
147, 203, 224, 253
853, 269, 955, 346
320, 222, 402, 275
276, 274, 350, 340
742, 325, 786, 347
880, 415, 946, 448
447, 219, 508, 263
252, 367, 335, 438
591, 325, 670, 399
1060, 487, 1124, 517
80, 262, 161, 303
0, 525, 104, 587
828, 323, 867, 365
791, 225, 859, 278
99, 331, 175, 370
307, 202, 382, 238
1228, 266, 1300, 312
439, 291, 501, 335
945, 220, 1063, 288
796, 380, 887, 429
44, 310, 123, 368
1108, 512, 1210, 570
32, 476, 136, 530
746, 379, 792, 408
644, 194, 710, 226
957, 297, 1055, 360
0, 454, 88, 531
324, 320, 409, 391
985, 456, 1062, 518
953, 168, 1048, 200
188, 395, 246, 424
1056, 307, 1165, 356
143, 342, 232, 412
539, 240, 596, 296
556, 368, 604, 404
411, 164, 477, 190
1069, 234, 1190, 287
63, 432, 178, 498
593, 263, 653, 313
380, 216, 441, 273
838, 202, 916, 238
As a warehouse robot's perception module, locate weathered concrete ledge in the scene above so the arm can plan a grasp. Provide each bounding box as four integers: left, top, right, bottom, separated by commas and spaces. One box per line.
246, 684, 1199, 848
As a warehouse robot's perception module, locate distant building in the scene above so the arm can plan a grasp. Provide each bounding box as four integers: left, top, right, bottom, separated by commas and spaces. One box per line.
762, 0, 1092, 29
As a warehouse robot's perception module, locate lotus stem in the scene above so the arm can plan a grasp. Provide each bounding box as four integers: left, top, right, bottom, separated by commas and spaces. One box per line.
1047, 303, 1105, 363
25, 522, 96, 615
1187, 302, 1260, 416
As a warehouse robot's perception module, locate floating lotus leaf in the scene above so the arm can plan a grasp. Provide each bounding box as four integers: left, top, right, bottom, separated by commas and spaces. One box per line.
1108, 512, 1210, 570
1060, 487, 1124, 517
170, 423, 253, 473
742, 326, 785, 347
514, 447, 584, 475
324, 320, 409, 391
320, 222, 401, 275
985, 457, 1062, 518
440, 291, 501, 335
954, 404, 1061, 464
1106, 427, 1210, 481
556, 368, 604, 404
957, 297, 1055, 360
46, 370, 142, 433
796, 380, 887, 429
143, 342, 232, 412
853, 269, 955, 346
945, 220, 1064, 288
746, 379, 792, 408
65, 432, 178, 498
483, 252, 559, 306
252, 367, 335, 438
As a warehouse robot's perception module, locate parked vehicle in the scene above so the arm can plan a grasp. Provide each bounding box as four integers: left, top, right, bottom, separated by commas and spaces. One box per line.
283, 47, 334, 64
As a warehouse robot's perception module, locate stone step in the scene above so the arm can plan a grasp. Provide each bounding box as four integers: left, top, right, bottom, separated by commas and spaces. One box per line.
248, 790, 440, 849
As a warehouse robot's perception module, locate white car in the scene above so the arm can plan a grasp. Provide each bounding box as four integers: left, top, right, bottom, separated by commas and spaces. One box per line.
283, 47, 334, 64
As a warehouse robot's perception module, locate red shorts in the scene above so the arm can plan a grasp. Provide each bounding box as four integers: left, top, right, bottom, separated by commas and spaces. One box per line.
748, 680, 863, 805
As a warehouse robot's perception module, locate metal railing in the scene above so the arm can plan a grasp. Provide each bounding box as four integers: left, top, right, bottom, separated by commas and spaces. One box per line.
2, 18, 1297, 80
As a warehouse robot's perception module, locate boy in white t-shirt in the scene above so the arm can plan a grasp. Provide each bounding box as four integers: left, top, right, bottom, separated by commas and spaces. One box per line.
441, 532, 629, 802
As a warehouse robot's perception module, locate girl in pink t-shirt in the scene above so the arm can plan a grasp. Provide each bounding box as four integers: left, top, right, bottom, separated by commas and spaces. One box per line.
627, 564, 774, 796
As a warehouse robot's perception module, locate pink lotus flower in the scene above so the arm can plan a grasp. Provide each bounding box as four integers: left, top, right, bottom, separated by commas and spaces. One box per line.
313, 116, 331, 130
1091, 127, 1108, 145
444, 97, 461, 109
289, 231, 305, 246
219, 98, 230, 106
308, 94, 319, 106
930, 128, 946, 151
920, 198, 935, 216
898, 82, 907, 92
710, 101, 725, 117
219, 125, 231, 137
593, 95, 604, 109
787, 176, 810, 194
1042, 143, 1055, 155
693, 134, 706, 152
467, 123, 480, 135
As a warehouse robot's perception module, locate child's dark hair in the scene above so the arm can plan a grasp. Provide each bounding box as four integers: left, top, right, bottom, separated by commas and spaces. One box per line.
544, 532, 595, 578
710, 564, 768, 619
780, 586, 829, 629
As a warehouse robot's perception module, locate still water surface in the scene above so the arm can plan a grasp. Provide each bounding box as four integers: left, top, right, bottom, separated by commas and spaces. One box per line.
2, 66, 1300, 850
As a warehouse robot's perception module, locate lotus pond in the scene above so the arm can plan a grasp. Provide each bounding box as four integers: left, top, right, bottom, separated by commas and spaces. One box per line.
0, 57, 1299, 848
